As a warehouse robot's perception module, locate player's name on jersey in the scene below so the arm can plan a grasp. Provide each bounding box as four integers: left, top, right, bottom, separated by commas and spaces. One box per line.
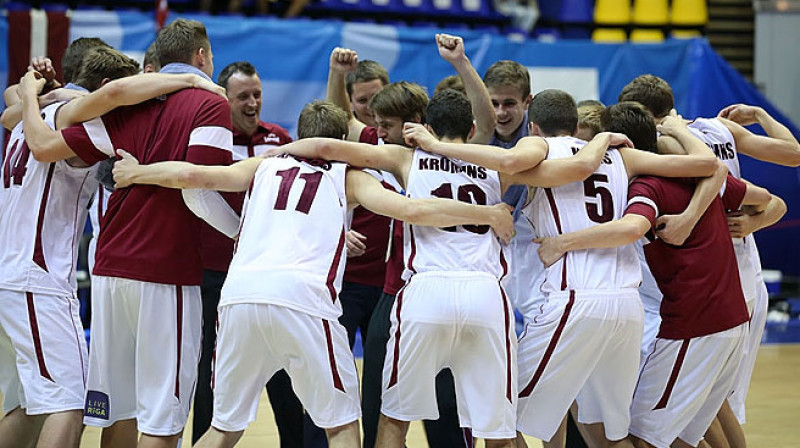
417, 155, 488, 180
570, 145, 613, 165
707, 141, 735, 160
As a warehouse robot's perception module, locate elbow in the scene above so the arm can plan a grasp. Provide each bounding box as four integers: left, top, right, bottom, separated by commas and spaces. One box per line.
499, 155, 526, 175
29, 142, 60, 163
698, 156, 720, 177
772, 194, 787, 221
100, 80, 126, 103
0, 111, 12, 131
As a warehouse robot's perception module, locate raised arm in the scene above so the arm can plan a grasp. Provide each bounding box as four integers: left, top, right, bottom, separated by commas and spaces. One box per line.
728, 187, 786, 238
346, 169, 514, 242
112, 149, 262, 192
506, 132, 632, 188
535, 214, 651, 267
717, 105, 800, 167
55, 73, 225, 129
404, 123, 547, 174
19, 71, 80, 162
435, 34, 496, 144
326, 48, 366, 142
654, 160, 728, 245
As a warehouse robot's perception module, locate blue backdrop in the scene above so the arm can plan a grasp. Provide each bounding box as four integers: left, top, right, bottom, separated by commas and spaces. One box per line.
2, 10, 798, 275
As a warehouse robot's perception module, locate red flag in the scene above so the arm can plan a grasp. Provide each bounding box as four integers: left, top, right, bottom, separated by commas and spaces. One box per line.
156, 0, 169, 31
7, 9, 69, 87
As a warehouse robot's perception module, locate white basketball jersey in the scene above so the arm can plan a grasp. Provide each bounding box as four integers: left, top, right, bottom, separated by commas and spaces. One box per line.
688, 118, 741, 179
524, 136, 640, 294
403, 149, 506, 280
0, 102, 98, 296
221, 156, 349, 321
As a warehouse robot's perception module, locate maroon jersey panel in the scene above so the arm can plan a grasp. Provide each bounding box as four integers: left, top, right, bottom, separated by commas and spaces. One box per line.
625, 175, 749, 339
63, 89, 233, 285
201, 122, 292, 272
359, 126, 379, 145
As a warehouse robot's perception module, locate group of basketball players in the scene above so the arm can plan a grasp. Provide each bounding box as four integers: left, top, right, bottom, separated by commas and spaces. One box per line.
0, 15, 798, 448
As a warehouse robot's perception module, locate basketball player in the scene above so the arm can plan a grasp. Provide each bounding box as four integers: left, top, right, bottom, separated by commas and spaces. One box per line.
534, 151, 779, 448
619, 75, 799, 447
20, 19, 238, 448
109, 99, 514, 448
403, 89, 721, 448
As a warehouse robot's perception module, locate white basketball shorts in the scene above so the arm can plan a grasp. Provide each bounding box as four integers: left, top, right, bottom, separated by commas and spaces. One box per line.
629, 323, 745, 448
83, 276, 202, 436
211, 303, 360, 431
517, 289, 643, 442
0, 289, 87, 415
381, 271, 517, 440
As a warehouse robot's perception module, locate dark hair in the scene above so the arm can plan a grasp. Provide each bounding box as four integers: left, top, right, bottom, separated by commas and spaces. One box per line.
483, 60, 530, 98
62, 37, 110, 84
618, 74, 674, 119
528, 89, 578, 136
73, 47, 140, 92
297, 100, 349, 140
602, 102, 658, 152
369, 81, 429, 123
217, 61, 258, 89
143, 41, 161, 72
427, 89, 473, 141
154, 18, 210, 67
345, 60, 389, 98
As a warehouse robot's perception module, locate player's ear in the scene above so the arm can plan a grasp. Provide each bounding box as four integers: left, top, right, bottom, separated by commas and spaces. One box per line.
468, 122, 476, 140
99, 78, 112, 88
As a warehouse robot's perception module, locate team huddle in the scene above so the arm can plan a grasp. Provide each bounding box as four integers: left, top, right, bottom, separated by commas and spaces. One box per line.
0, 16, 797, 448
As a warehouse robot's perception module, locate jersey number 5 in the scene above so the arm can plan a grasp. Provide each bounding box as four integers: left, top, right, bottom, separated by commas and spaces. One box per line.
274, 167, 323, 214
430, 182, 489, 234
583, 173, 613, 223
2, 139, 31, 189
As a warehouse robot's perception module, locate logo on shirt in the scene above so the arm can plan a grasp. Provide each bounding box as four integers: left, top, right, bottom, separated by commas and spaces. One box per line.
264, 133, 282, 144
85, 390, 110, 420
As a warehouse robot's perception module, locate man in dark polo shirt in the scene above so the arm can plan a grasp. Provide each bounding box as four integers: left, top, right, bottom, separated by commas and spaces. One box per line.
191, 61, 306, 447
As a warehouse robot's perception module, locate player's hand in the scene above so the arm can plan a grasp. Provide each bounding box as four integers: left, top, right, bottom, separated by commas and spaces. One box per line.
345, 230, 367, 257
330, 47, 358, 74
112, 149, 141, 189
727, 210, 760, 238
489, 203, 514, 244
192, 75, 227, 99
654, 213, 694, 246
718, 104, 763, 127
403, 122, 437, 150
28, 56, 60, 89
18, 70, 46, 98
655, 109, 688, 137
534, 236, 565, 268
436, 33, 466, 65
599, 131, 633, 149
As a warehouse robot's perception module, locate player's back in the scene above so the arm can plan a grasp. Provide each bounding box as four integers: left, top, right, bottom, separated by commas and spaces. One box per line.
63, 88, 233, 285
526, 136, 640, 293
221, 156, 349, 321
403, 148, 506, 279
688, 117, 740, 178
0, 102, 97, 296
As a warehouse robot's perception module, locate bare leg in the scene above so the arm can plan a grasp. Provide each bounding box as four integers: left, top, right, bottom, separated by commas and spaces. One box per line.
543, 415, 567, 448
673, 438, 711, 448
283, 0, 311, 17
375, 414, 410, 448
608, 436, 635, 448
138, 432, 181, 448
256, 0, 269, 14
0, 407, 45, 448
630, 436, 656, 448
227, 0, 242, 13
486, 438, 517, 448
516, 431, 529, 448
325, 420, 360, 448
101, 419, 137, 448
717, 400, 745, 448
702, 417, 731, 448
194, 426, 244, 448
36, 410, 83, 448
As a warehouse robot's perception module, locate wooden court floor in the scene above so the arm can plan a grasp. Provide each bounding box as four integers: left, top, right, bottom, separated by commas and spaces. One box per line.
67, 343, 799, 446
